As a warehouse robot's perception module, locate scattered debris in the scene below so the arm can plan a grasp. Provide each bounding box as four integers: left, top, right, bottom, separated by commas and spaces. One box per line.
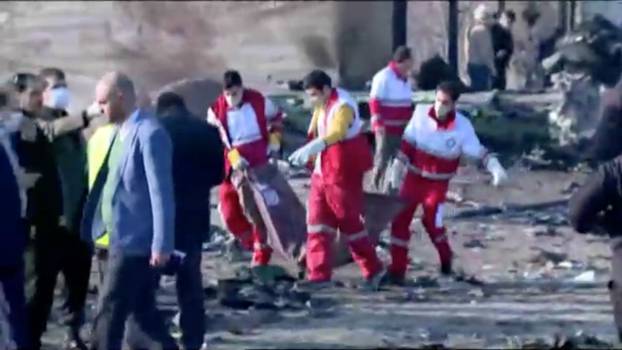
573, 271, 596, 283
463, 239, 487, 249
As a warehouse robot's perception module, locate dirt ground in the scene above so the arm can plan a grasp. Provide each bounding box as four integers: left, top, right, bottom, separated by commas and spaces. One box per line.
36, 164, 622, 349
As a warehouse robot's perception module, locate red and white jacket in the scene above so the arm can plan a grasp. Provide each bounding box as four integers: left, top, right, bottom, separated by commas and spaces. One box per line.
369, 61, 414, 135
398, 104, 491, 182
311, 88, 373, 185
207, 89, 282, 175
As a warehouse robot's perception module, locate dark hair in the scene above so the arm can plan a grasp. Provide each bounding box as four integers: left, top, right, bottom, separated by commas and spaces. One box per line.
393, 46, 412, 63
302, 70, 332, 90
156, 91, 186, 115
39, 67, 66, 82
503, 9, 516, 22
10, 72, 42, 93
223, 70, 243, 89
436, 80, 462, 101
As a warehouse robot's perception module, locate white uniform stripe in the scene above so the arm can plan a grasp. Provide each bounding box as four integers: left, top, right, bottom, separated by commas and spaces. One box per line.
435, 204, 445, 229
308, 224, 338, 235
406, 163, 455, 180
347, 230, 369, 242
390, 237, 409, 248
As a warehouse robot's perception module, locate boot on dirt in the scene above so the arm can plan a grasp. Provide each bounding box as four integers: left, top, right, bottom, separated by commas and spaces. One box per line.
294, 280, 334, 293
361, 267, 388, 292
62, 327, 88, 350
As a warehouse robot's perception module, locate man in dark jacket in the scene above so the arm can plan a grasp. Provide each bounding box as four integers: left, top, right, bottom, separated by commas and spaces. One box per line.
37, 67, 92, 350
155, 92, 224, 350
569, 157, 622, 341
11, 73, 65, 350
0, 85, 29, 349
491, 9, 515, 90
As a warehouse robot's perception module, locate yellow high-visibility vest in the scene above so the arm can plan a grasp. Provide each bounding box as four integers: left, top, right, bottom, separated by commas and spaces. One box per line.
87, 124, 115, 249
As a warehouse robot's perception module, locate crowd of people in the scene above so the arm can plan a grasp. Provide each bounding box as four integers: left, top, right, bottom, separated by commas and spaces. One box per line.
2, 35, 621, 349
0, 44, 512, 348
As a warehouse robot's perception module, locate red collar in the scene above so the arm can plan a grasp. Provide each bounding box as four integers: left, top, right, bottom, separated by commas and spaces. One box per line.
324, 88, 339, 110
428, 106, 456, 130
389, 61, 407, 82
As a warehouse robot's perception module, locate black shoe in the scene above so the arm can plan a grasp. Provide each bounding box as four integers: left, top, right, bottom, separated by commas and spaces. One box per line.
385, 273, 406, 287
440, 262, 453, 276
63, 328, 88, 350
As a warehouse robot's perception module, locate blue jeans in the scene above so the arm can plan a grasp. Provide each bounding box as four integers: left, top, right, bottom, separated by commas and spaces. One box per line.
468, 63, 492, 91
0, 263, 28, 348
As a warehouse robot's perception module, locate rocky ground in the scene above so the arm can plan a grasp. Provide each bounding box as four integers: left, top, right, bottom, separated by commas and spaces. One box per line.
36, 161, 622, 349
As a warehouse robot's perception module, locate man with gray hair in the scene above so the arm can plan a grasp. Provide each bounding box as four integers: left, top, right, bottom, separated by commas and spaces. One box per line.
81, 72, 178, 350
465, 4, 497, 91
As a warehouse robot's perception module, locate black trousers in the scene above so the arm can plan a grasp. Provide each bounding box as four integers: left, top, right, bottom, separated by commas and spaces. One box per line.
124, 248, 204, 350
90, 252, 178, 350
25, 224, 93, 348
174, 249, 205, 350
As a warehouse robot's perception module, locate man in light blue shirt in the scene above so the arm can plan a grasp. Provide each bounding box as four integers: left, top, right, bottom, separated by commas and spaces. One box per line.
81, 71, 177, 350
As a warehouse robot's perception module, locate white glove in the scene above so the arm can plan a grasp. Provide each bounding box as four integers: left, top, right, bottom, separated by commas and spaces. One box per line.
84, 102, 103, 119
485, 157, 508, 187
231, 156, 249, 171
388, 156, 408, 192
288, 138, 326, 166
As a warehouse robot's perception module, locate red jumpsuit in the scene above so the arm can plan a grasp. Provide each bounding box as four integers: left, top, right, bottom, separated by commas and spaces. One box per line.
207, 89, 283, 266
305, 88, 383, 282
390, 104, 491, 278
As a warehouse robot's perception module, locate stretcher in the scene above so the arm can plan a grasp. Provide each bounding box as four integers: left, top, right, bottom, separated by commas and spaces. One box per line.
233, 163, 406, 271
232, 162, 307, 269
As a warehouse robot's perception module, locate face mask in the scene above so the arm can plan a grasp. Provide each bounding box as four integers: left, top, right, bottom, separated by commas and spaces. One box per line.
225, 93, 242, 107
434, 102, 452, 120
44, 87, 71, 110
309, 95, 322, 107
0, 111, 24, 133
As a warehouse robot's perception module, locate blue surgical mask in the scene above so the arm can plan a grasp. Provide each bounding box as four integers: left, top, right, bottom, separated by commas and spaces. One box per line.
45, 87, 71, 110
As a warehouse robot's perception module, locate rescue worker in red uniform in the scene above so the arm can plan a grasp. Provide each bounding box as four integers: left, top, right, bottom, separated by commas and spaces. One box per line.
289, 70, 386, 291
207, 70, 283, 267
387, 81, 508, 284
369, 46, 415, 192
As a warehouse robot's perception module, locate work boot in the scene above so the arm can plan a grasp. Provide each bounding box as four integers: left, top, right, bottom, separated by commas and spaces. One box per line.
63, 328, 88, 350
225, 239, 251, 263
294, 280, 333, 293
384, 272, 406, 287
361, 268, 388, 292
440, 260, 453, 277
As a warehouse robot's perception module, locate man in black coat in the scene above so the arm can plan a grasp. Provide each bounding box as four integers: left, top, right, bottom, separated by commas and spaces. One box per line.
37, 67, 92, 350
490, 9, 515, 90
569, 156, 622, 341
155, 92, 224, 350
0, 85, 29, 350
11, 73, 65, 350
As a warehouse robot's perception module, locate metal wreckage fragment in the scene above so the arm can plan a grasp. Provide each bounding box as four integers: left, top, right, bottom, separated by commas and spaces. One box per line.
543, 15, 622, 155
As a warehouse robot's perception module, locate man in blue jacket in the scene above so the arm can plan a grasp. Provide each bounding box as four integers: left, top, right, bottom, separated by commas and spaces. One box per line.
81, 72, 177, 350
154, 91, 224, 350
